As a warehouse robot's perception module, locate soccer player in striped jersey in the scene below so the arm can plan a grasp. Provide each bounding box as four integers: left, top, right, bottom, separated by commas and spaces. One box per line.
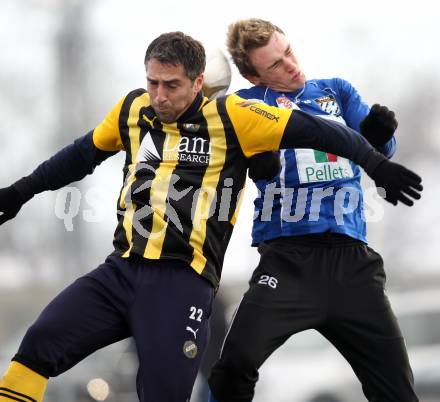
0, 31, 421, 402
208, 19, 420, 402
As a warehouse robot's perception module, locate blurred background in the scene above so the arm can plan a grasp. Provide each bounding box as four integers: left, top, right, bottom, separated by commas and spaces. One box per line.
0, 0, 439, 401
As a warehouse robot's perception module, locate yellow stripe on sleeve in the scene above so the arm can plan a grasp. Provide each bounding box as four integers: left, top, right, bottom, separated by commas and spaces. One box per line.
0, 361, 48, 402
93, 97, 125, 152
225, 93, 292, 157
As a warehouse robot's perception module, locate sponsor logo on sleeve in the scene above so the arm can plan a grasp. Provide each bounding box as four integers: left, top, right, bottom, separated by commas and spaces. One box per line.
235, 99, 280, 122
236, 100, 259, 107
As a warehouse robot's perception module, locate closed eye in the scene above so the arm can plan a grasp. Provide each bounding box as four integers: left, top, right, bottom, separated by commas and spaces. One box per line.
269, 60, 282, 70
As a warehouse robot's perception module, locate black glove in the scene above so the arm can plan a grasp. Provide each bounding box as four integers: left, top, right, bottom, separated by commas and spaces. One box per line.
248, 151, 281, 182
370, 159, 422, 206
360, 104, 398, 148
0, 185, 26, 225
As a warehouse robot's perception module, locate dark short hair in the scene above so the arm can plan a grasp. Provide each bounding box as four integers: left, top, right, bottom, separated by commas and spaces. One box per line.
144, 32, 206, 82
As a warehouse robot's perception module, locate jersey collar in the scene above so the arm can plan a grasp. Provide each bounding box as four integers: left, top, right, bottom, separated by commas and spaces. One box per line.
177, 91, 204, 123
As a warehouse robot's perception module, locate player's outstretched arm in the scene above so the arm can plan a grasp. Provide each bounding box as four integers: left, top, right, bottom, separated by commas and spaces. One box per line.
246, 104, 398, 183
279, 109, 422, 206
0, 132, 117, 226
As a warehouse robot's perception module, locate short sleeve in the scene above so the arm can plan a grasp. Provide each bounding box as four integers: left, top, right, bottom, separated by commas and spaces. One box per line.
92, 97, 125, 151
225, 94, 292, 157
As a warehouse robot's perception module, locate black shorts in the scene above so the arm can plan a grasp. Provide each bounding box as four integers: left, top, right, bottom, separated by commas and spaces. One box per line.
14, 255, 214, 402
209, 234, 417, 402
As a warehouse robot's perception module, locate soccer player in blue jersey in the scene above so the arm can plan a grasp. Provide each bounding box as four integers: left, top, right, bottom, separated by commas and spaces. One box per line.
0, 31, 421, 402
208, 19, 419, 402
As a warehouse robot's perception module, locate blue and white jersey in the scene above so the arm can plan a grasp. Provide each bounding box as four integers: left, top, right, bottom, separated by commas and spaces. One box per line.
238, 78, 396, 245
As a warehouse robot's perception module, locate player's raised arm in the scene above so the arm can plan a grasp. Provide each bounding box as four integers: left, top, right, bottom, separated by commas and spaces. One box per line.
0, 98, 125, 226
226, 94, 422, 207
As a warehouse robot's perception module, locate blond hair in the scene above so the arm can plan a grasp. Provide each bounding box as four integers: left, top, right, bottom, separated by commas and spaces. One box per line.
226, 18, 284, 77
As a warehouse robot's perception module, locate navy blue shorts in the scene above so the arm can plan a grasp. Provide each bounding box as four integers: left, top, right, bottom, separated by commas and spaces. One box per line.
14, 255, 214, 402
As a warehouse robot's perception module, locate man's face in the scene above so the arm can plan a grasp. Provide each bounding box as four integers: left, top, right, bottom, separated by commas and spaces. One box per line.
247, 31, 306, 92
146, 59, 203, 123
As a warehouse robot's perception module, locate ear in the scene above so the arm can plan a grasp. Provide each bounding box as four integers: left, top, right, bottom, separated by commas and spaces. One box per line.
193, 73, 204, 93
244, 74, 262, 86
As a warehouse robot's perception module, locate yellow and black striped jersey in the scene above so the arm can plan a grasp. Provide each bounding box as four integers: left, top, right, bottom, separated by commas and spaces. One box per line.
92, 89, 294, 288
91, 88, 380, 288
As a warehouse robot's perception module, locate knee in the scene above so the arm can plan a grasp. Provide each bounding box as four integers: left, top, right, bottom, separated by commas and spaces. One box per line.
23, 321, 49, 343
215, 344, 258, 381
20, 320, 57, 356
15, 322, 62, 377
208, 349, 259, 402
